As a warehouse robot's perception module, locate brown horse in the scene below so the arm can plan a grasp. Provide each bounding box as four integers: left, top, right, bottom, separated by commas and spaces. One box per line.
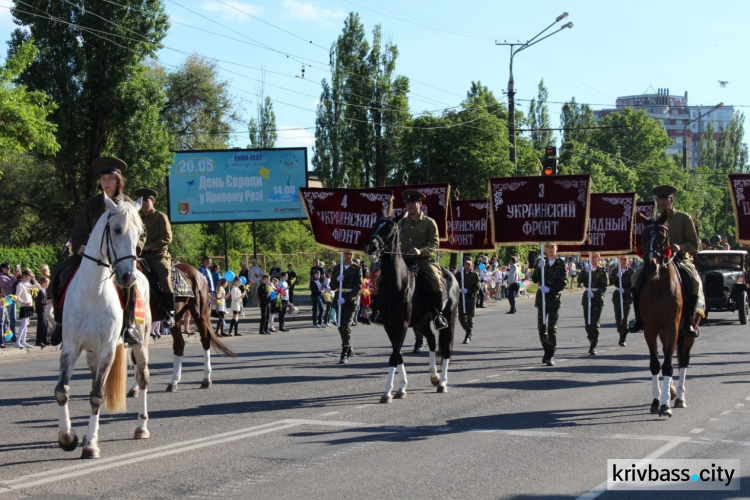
639, 211, 698, 417
130, 262, 235, 394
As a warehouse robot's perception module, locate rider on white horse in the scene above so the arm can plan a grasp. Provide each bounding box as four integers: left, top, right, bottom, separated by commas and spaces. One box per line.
134, 188, 176, 329
49, 157, 145, 347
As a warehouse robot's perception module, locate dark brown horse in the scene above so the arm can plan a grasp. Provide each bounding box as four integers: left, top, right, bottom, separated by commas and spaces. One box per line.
639, 212, 698, 417
363, 212, 459, 403
130, 262, 235, 394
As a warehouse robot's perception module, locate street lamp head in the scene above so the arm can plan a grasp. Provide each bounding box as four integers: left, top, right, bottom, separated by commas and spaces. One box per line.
563, 22, 574, 29
556, 12, 569, 22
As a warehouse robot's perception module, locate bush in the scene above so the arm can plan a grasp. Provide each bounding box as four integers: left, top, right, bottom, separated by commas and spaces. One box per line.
0, 245, 63, 273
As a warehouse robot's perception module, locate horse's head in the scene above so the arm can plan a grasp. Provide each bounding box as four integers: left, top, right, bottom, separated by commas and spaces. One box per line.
640, 211, 671, 277
102, 194, 144, 287
363, 208, 401, 261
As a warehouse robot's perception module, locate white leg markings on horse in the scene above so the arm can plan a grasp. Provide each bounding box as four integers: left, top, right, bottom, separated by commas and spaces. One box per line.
576, 437, 689, 500
0, 419, 363, 492
689, 428, 705, 434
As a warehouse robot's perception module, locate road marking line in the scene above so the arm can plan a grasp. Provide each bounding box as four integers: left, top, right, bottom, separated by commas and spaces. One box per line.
710, 418, 719, 421
470, 429, 568, 437
736, 403, 745, 407
486, 374, 500, 378
689, 428, 705, 434
0, 419, 363, 494
353, 404, 374, 409
466, 379, 480, 383
720, 410, 732, 415
576, 436, 689, 500
319, 411, 340, 416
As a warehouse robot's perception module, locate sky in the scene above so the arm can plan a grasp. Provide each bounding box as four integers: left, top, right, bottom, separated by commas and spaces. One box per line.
0, 0, 748, 159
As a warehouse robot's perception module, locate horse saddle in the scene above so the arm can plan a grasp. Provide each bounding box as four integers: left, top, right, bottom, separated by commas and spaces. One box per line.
140, 264, 194, 299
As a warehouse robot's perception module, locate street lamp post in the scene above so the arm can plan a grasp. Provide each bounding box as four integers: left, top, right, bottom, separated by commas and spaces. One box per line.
682, 102, 723, 170
497, 14, 573, 172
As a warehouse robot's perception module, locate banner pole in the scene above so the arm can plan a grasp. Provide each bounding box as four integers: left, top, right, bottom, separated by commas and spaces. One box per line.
338, 251, 344, 325
541, 243, 546, 326
460, 252, 466, 313
618, 258, 624, 319
587, 257, 592, 325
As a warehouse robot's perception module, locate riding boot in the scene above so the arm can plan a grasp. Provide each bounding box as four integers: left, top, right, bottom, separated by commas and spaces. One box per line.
162, 292, 176, 328
432, 292, 448, 330
216, 318, 225, 336
121, 286, 141, 347
683, 294, 700, 338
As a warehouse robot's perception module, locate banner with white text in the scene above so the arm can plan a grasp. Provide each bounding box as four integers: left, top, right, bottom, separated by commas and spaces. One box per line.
558, 193, 636, 256
299, 187, 393, 251
489, 174, 591, 246
167, 148, 308, 224
388, 183, 451, 241
440, 198, 495, 252
729, 174, 750, 244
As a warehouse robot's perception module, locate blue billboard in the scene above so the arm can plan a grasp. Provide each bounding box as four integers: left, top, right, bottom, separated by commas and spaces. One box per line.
166, 148, 308, 224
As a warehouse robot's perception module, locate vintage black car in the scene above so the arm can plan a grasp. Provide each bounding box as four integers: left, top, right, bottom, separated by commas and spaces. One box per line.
696, 250, 750, 324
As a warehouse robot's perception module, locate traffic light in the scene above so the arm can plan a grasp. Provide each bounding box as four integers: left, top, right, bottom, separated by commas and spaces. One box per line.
542, 146, 557, 176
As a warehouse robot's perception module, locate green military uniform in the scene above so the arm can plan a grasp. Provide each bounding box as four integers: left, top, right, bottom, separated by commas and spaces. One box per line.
140, 208, 173, 293
454, 266, 480, 343
610, 266, 634, 344
397, 212, 443, 292
531, 257, 568, 352
331, 261, 362, 359
578, 264, 608, 353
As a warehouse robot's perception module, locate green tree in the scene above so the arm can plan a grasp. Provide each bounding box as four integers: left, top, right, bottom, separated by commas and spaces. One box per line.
527, 79, 552, 152
0, 41, 58, 170
9, 0, 171, 213
247, 96, 277, 149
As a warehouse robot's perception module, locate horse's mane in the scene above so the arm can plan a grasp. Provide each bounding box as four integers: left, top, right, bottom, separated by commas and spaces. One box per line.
643, 210, 668, 228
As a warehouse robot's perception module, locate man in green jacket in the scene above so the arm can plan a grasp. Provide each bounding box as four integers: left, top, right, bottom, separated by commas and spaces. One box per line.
331, 251, 362, 364
455, 258, 480, 344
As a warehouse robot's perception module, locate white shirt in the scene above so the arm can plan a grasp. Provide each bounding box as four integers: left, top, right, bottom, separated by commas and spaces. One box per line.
507, 264, 519, 285
249, 264, 264, 284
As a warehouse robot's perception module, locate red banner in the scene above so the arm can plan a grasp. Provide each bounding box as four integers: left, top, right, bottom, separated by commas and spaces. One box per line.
489, 174, 591, 246
558, 193, 636, 256
299, 187, 393, 251
388, 183, 450, 241
729, 174, 750, 244
440, 198, 495, 252
634, 201, 656, 250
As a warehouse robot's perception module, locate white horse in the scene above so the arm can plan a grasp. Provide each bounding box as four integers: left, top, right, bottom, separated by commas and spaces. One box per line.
55, 194, 151, 459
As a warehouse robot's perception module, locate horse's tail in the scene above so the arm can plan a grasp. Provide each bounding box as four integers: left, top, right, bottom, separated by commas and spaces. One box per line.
206, 320, 237, 358
104, 344, 128, 413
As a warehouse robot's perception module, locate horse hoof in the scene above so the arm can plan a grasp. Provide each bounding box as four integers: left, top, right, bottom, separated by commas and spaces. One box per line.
134, 428, 150, 440
58, 431, 78, 452
200, 379, 212, 389
127, 388, 139, 398
658, 404, 672, 417
669, 385, 677, 400
166, 384, 177, 393
394, 390, 407, 399
674, 398, 687, 408
437, 384, 448, 394
649, 398, 660, 414
379, 395, 393, 404
430, 376, 439, 387
80, 448, 100, 459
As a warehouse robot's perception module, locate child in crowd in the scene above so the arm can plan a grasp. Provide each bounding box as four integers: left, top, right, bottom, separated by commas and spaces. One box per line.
15, 270, 38, 349
310, 269, 324, 327
215, 278, 228, 337
268, 277, 280, 332
228, 276, 246, 336
258, 274, 272, 335
322, 269, 333, 327
278, 272, 290, 332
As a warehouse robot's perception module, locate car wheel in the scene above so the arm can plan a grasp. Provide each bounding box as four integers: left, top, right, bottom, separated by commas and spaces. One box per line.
739, 290, 749, 325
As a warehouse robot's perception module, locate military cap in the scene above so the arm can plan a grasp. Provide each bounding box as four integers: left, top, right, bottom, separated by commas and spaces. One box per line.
91, 156, 127, 175
402, 189, 426, 202
134, 188, 157, 200
651, 185, 677, 198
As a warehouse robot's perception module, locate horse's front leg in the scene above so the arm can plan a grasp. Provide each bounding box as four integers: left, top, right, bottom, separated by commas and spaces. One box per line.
674, 336, 695, 408
381, 348, 403, 403
645, 333, 661, 415
428, 351, 439, 386
436, 325, 453, 393
658, 332, 677, 418
167, 327, 186, 392
56, 345, 79, 452
394, 363, 408, 399
132, 343, 150, 439
200, 349, 212, 389
81, 349, 114, 459
437, 358, 450, 393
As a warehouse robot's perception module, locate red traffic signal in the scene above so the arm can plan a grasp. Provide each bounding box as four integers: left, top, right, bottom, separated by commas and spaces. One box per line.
542, 146, 557, 176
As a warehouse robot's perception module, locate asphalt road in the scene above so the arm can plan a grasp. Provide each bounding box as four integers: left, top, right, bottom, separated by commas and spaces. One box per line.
1, 289, 750, 499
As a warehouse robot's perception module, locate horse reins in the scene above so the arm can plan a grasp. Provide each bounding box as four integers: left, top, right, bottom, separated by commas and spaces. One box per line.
645, 223, 674, 267
81, 213, 138, 275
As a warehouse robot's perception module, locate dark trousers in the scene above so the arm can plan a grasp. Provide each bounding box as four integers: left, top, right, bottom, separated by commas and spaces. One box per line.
278, 303, 287, 329
323, 301, 333, 324
508, 283, 519, 312
289, 287, 295, 304
259, 303, 270, 334
311, 295, 323, 325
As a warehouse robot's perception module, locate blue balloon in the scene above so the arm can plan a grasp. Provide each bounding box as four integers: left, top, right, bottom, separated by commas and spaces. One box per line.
270, 291, 277, 300
225, 270, 236, 281
240, 276, 247, 285
478, 263, 486, 271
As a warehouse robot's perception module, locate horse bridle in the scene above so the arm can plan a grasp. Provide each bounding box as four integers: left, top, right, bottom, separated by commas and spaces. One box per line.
81, 213, 139, 274
369, 218, 404, 260
644, 223, 673, 267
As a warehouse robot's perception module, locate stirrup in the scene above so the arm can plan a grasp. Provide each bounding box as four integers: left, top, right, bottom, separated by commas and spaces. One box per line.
683, 325, 699, 338
628, 319, 643, 333
122, 326, 141, 347
163, 312, 176, 329
433, 314, 448, 330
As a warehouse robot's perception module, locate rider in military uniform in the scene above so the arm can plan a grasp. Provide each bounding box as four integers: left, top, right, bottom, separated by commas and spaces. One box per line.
610, 256, 634, 347
629, 185, 703, 337
49, 157, 145, 347
578, 253, 609, 355
455, 257, 480, 344
331, 251, 362, 364
397, 189, 448, 330
134, 188, 175, 328
531, 243, 568, 366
